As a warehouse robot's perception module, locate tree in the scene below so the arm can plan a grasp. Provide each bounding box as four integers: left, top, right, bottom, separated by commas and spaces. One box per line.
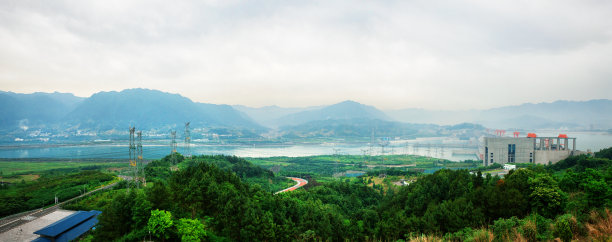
146, 181, 171, 210
595, 147, 612, 160
94, 192, 134, 241
176, 218, 207, 242
528, 174, 565, 218
148, 209, 173, 241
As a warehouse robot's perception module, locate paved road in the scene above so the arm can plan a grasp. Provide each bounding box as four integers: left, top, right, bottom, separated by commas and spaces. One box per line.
275, 177, 308, 194
0, 180, 120, 234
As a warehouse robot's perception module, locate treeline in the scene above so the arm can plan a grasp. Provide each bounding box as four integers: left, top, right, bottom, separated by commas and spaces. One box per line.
0, 170, 114, 218
92, 149, 612, 241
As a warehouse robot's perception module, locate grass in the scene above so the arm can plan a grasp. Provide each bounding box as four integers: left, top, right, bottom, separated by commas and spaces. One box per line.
1, 174, 40, 183
0, 160, 128, 176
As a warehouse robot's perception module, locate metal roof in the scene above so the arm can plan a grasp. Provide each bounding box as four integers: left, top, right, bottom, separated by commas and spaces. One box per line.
33, 210, 101, 241
31, 237, 51, 242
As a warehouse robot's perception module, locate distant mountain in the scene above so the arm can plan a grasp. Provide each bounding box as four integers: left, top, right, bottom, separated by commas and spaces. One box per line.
0, 91, 84, 130
387, 99, 612, 130
273, 100, 390, 127
66, 89, 263, 130
279, 118, 485, 139
0, 89, 264, 135
232, 105, 321, 128
477, 99, 612, 129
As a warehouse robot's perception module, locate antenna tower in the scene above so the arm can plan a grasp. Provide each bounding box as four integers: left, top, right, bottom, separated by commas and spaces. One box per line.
171, 131, 177, 154
184, 122, 191, 158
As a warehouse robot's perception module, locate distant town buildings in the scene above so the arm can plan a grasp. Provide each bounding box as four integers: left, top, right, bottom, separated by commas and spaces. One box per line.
482, 133, 578, 166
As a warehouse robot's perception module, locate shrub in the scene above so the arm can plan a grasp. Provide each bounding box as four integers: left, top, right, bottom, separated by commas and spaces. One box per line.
586, 209, 612, 241
553, 215, 573, 242
467, 228, 494, 242
491, 217, 520, 241
520, 218, 537, 242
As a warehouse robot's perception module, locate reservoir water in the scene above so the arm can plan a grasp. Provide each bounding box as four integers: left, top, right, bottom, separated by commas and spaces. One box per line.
1, 131, 610, 161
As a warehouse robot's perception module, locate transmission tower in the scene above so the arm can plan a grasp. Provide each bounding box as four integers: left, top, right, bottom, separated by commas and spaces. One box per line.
379, 137, 389, 176
128, 127, 136, 191
369, 128, 375, 155
137, 131, 145, 187
333, 148, 341, 177
361, 148, 369, 164
171, 131, 177, 154
184, 122, 191, 158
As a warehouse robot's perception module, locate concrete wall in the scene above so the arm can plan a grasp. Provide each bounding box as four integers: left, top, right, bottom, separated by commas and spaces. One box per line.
483, 137, 535, 166
483, 137, 574, 166
534, 150, 572, 165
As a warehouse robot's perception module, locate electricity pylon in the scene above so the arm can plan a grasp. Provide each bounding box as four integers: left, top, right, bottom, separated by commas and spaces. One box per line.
184, 122, 191, 158
171, 131, 177, 154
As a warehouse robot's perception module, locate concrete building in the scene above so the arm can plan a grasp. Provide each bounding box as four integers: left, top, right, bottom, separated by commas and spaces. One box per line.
482, 134, 577, 166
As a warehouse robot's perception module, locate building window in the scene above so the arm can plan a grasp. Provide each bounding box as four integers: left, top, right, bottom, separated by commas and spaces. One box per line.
530, 158, 533, 162
491, 159, 493, 163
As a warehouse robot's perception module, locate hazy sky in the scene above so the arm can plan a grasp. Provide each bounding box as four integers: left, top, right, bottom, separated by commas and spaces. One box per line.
1, 0, 611, 110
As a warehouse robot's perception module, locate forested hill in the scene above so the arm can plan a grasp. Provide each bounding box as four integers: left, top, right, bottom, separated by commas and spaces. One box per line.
271, 100, 391, 128
67, 89, 263, 130
85, 147, 612, 241
0, 91, 84, 130
0, 89, 263, 132
279, 118, 485, 139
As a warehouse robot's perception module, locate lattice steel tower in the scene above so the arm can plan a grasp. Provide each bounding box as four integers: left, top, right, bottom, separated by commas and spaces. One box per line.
171, 131, 177, 154
128, 127, 136, 191
137, 130, 145, 186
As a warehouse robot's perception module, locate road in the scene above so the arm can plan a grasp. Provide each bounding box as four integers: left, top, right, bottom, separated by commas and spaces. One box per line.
0, 179, 120, 234
275, 177, 308, 194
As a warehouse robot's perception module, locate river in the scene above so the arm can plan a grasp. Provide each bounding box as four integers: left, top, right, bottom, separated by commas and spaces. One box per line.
0, 131, 610, 161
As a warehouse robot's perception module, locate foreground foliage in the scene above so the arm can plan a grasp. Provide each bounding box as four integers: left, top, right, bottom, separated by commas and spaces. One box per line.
0, 170, 114, 217
90, 148, 612, 241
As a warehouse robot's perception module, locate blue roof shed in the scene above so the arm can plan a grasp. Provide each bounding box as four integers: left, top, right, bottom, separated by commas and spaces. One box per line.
32, 210, 102, 242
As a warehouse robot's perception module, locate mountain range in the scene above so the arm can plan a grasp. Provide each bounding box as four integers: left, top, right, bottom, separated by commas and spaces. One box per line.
0, 89, 262, 133
1, 89, 610, 142
386, 99, 612, 130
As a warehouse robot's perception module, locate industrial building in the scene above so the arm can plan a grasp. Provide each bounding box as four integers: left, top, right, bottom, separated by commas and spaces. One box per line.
32, 210, 101, 242
481, 133, 577, 166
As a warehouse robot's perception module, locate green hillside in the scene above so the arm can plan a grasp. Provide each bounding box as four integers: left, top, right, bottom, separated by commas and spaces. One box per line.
58, 147, 612, 241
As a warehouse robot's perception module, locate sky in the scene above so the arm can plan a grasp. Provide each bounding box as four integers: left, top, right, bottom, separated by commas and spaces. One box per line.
1, 0, 611, 110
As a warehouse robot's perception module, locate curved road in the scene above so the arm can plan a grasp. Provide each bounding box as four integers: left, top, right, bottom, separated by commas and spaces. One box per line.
275, 177, 308, 194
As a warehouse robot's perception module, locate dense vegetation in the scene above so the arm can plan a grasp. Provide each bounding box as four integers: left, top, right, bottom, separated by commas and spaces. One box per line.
247, 154, 478, 179
86, 148, 612, 241
0, 170, 114, 217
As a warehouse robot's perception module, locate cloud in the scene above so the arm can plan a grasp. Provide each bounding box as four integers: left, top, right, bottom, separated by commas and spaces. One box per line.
0, 0, 611, 110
